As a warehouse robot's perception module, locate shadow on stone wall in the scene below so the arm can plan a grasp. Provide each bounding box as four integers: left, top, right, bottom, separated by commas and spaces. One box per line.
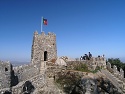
123, 66, 125, 78
3, 90, 11, 94
11, 70, 19, 87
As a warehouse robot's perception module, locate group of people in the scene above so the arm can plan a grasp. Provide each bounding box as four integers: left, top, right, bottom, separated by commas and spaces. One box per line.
80, 52, 92, 60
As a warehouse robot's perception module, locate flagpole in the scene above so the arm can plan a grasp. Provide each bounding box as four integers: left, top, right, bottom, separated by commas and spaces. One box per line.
41, 17, 43, 32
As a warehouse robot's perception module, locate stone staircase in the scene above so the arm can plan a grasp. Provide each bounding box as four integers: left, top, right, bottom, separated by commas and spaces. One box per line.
101, 69, 124, 93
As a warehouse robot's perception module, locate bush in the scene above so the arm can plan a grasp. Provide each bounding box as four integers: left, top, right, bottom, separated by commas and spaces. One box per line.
75, 63, 89, 72
107, 58, 125, 71
90, 66, 101, 73
55, 71, 81, 93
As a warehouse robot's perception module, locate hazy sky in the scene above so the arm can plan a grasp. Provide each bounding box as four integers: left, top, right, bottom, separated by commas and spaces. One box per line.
0, 0, 125, 62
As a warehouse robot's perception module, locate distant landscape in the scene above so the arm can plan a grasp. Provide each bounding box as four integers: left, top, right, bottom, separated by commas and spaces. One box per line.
11, 61, 30, 67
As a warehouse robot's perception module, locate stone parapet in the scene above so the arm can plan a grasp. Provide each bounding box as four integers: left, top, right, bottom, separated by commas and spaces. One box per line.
13, 62, 41, 82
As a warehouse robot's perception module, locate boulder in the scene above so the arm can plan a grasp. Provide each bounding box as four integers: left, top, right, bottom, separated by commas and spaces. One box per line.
55, 58, 67, 66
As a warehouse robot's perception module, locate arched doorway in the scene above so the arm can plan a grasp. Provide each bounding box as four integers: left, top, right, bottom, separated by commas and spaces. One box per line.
44, 51, 47, 61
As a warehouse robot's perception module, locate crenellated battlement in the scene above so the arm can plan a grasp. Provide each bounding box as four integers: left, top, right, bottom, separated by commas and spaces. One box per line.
107, 62, 124, 80
34, 31, 56, 37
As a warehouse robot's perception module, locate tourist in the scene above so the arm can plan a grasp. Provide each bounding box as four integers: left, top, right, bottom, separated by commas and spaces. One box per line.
84, 54, 89, 60
102, 54, 105, 57
80, 56, 83, 61
82, 54, 86, 60
88, 52, 92, 59
86, 54, 89, 60
98, 55, 100, 57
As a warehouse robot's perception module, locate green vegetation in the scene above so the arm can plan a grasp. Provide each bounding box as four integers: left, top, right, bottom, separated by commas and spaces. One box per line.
74, 63, 101, 73
74, 63, 89, 72
55, 71, 81, 93
90, 66, 101, 73
107, 58, 125, 71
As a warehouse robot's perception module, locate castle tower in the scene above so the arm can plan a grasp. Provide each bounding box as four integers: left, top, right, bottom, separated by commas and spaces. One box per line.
0, 61, 12, 89
31, 31, 57, 64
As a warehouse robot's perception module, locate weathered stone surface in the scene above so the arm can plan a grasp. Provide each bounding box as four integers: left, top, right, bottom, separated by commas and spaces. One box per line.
0, 61, 11, 89
55, 58, 67, 66
13, 62, 41, 82
55, 70, 121, 94
31, 31, 57, 64
66, 57, 106, 71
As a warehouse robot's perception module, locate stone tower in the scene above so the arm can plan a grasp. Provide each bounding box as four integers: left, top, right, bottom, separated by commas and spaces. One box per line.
0, 61, 11, 89
31, 31, 57, 64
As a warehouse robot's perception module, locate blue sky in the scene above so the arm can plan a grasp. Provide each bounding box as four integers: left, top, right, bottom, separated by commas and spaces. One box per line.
0, 0, 125, 62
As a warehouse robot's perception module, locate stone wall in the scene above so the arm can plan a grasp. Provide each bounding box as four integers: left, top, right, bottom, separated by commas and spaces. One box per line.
66, 57, 106, 71
105, 62, 125, 92
0, 61, 11, 89
13, 62, 41, 82
107, 62, 124, 81
46, 62, 66, 78
31, 31, 57, 64
11, 74, 45, 94
92, 57, 106, 68
11, 62, 67, 94
66, 61, 86, 70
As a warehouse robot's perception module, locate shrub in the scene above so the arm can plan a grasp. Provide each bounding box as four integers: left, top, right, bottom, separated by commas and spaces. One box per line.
90, 66, 101, 73
50, 58, 56, 63
55, 71, 81, 93
75, 63, 89, 72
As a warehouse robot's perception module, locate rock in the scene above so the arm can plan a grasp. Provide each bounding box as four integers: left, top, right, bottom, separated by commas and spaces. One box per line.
3, 90, 11, 94
55, 70, 121, 94
23, 81, 35, 94
55, 58, 67, 66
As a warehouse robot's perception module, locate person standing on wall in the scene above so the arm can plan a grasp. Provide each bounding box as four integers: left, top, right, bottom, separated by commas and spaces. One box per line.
88, 52, 92, 60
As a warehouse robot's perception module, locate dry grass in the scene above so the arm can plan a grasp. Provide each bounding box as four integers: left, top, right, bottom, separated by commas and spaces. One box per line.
50, 58, 56, 63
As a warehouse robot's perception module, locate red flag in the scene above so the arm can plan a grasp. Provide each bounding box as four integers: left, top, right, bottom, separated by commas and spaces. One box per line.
43, 18, 47, 25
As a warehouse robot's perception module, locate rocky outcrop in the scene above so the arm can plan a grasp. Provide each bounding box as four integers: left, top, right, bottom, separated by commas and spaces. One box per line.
55, 70, 121, 94
71, 77, 121, 94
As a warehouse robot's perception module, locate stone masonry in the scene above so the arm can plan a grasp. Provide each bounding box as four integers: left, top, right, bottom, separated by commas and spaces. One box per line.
0, 61, 11, 89
31, 31, 57, 64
